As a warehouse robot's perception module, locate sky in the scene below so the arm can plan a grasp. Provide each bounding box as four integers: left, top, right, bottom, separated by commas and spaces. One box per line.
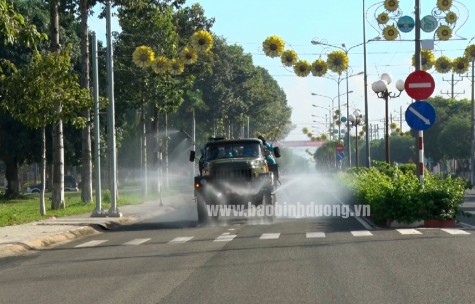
90, 0, 475, 142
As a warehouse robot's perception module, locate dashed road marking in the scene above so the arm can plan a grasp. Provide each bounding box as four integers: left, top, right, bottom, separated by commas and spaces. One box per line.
396, 229, 422, 235
306, 232, 326, 238
75, 240, 108, 248
259, 233, 280, 240
168, 237, 194, 244
123, 238, 151, 246
214, 234, 237, 242
351, 230, 373, 237
441, 229, 471, 235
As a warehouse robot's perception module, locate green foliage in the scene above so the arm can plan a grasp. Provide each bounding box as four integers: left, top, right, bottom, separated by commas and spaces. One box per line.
2, 45, 92, 129
341, 162, 467, 225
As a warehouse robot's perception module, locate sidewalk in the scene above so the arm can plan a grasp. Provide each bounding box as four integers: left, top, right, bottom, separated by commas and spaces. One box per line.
0, 192, 192, 258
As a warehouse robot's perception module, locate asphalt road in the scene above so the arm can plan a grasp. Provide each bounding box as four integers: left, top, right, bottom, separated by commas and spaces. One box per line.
1, 174, 475, 304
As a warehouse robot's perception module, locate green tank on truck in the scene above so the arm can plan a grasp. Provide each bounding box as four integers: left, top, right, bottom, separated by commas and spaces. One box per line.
189, 138, 281, 224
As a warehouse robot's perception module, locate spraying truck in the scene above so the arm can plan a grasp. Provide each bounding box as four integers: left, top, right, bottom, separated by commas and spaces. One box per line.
189, 137, 281, 224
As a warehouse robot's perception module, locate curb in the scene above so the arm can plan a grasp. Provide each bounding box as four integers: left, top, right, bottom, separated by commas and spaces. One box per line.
0, 216, 139, 258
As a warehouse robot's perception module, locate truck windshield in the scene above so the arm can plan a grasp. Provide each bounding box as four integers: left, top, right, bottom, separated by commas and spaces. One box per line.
205, 143, 261, 160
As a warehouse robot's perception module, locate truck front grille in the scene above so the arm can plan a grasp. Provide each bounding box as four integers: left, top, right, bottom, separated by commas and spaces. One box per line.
214, 168, 252, 179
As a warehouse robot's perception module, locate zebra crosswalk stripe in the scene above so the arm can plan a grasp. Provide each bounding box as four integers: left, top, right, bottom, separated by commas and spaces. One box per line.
351, 230, 373, 237
74, 240, 108, 248
441, 229, 471, 235
123, 238, 151, 246
306, 232, 326, 238
168, 237, 194, 244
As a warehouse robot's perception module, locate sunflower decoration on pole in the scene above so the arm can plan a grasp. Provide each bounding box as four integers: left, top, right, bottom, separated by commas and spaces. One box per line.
311, 59, 328, 77
132, 45, 155, 68
452, 56, 470, 75
294, 60, 312, 77
326, 50, 349, 75
412, 49, 435, 71
372, 0, 401, 41
434, 56, 452, 74
281, 50, 298, 67
132, 29, 213, 76
369, 0, 467, 42
262, 35, 285, 58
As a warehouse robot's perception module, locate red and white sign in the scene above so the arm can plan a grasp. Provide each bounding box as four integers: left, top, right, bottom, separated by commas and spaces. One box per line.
404, 70, 435, 100
335, 143, 344, 152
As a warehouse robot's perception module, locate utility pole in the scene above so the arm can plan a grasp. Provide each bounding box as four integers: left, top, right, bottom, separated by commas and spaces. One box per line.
440, 73, 465, 98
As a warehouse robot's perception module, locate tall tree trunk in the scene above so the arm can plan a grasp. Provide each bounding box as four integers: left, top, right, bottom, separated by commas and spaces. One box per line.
40, 127, 46, 216
80, 0, 92, 203
4, 155, 19, 198
50, 0, 65, 209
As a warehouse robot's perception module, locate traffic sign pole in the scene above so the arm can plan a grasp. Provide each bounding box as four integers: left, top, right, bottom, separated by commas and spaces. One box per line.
415, 0, 424, 186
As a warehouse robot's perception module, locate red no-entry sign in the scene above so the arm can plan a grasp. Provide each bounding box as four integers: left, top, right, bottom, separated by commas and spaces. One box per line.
335, 143, 344, 152
404, 70, 435, 100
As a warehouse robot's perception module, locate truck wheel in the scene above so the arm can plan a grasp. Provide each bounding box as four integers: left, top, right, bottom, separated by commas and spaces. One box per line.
262, 192, 275, 222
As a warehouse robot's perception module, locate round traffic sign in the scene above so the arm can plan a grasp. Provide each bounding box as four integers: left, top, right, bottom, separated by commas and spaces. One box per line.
405, 101, 436, 131
404, 70, 435, 100
335, 143, 344, 152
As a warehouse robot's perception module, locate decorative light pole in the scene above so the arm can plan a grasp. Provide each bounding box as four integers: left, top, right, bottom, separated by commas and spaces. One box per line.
348, 110, 365, 168
371, 73, 404, 163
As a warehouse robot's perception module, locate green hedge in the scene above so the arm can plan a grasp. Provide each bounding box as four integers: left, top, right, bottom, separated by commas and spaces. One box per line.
341, 162, 468, 225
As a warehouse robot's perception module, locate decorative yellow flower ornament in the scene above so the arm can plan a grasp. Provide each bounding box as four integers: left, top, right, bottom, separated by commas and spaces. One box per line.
191, 30, 214, 52
294, 60, 311, 77
132, 46, 155, 68
169, 58, 185, 76
377, 13, 390, 25
281, 50, 298, 67
434, 56, 452, 73
445, 12, 457, 24
437, 0, 452, 11
452, 57, 469, 74
311, 59, 327, 77
384, 0, 399, 12
151, 56, 169, 74
326, 50, 348, 74
437, 25, 452, 40
262, 35, 285, 58
412, 49, 435, 70
464, 45, 475, 61
181, 47, 197, 65
383, 25, 399, 40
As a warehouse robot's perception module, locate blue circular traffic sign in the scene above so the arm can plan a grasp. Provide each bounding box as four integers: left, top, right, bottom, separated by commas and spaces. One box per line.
405, 101, 436, 130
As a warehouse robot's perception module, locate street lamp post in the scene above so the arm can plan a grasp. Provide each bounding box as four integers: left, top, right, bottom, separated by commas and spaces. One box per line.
312, 91, 353, 140
349, 110, 365, 168
371, 73, 404, 163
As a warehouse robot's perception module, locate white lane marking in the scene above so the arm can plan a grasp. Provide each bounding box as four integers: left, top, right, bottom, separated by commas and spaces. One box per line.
214, 235, 237, 242
74, 240, 108, 248
396, 229, 422, 235
222, 232, 230, 235
168, 237, 194, 244
351, 230, 373, 237
260, 233, 280, 240
441, 229, 470, 235
228, 228, 235, 231
123, 238, 151, 246
306, 232, 326, 238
